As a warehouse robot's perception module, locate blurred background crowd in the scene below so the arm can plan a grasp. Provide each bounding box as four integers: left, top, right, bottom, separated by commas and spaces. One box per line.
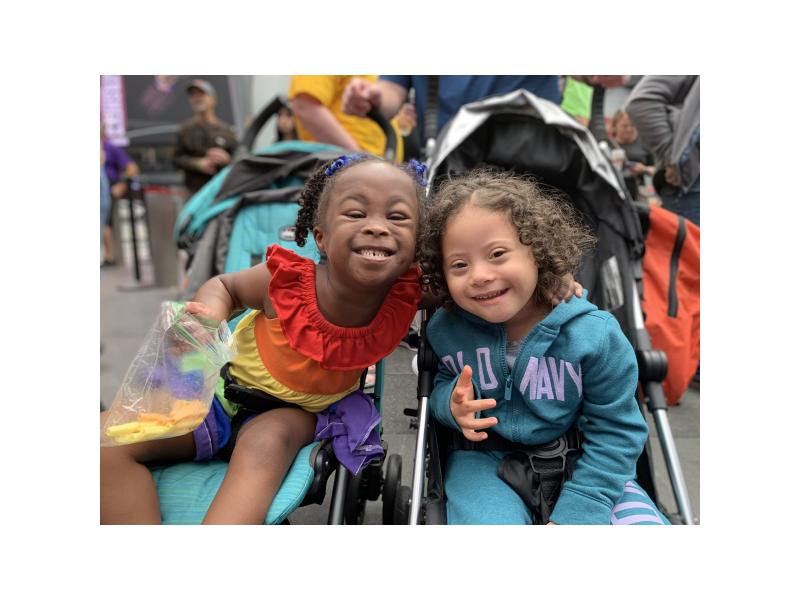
100, 75, 699, 276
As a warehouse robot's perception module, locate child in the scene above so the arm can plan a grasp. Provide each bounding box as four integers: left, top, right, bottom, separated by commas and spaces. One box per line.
100, 153, 426, 524
419, 170, 669, 525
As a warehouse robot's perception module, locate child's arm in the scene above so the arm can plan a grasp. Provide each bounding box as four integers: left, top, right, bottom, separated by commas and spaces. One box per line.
187, 263, 273, 323
549, 317, 649, 525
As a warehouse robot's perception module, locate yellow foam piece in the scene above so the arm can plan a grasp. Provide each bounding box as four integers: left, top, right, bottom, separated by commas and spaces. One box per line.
104, 400, 210, 444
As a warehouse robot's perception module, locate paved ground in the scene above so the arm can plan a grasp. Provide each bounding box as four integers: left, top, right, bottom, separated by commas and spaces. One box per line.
101, 232, 700, 525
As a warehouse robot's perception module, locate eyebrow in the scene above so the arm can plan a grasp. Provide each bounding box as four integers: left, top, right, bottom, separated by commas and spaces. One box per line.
338, 194, 415, 207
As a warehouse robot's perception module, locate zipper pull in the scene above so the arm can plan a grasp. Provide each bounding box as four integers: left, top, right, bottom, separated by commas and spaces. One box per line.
504, 376, 513, 402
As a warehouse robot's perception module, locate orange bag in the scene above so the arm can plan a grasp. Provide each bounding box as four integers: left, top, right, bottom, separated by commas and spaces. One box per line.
640, 205, 700, 405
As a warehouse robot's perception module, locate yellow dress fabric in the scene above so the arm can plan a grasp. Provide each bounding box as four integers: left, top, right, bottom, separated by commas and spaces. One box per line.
221, 310, 361, 416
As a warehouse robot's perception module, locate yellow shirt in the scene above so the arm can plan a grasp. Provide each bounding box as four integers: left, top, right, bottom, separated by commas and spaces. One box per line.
288, 75, 403, 162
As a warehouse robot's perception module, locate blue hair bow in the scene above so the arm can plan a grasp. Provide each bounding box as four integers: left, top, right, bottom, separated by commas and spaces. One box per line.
406, 159, 428, 187
324, 153, 367, 177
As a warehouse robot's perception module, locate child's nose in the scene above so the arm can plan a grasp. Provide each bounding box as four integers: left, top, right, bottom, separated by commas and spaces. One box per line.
361, 217, 390, 236
470, 263, 494, 285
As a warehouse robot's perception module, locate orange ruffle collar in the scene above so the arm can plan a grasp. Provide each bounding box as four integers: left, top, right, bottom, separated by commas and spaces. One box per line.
266, 245, 421, 371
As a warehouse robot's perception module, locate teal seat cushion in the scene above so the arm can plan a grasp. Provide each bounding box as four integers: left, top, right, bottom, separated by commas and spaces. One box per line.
149, 442, 317, 524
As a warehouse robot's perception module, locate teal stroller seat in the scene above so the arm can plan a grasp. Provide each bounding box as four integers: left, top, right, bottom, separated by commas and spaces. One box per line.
150, 443, 318, 524
145, 100, 392, 523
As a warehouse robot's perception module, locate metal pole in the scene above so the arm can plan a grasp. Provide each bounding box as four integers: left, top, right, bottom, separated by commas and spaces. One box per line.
409, 395, 430, 525
630, 281, 695, 525
650, 400, 696, 525
127, 193, 141, 282
327, 463, 349, 525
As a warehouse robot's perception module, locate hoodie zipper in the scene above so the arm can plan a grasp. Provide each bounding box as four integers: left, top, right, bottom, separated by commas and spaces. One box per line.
502, 326, 539, 443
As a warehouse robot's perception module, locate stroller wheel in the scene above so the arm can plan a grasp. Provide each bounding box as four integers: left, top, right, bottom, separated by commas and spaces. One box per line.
394, 485, 411, 525
344, 470, 366, 524
382, 454, 402, 524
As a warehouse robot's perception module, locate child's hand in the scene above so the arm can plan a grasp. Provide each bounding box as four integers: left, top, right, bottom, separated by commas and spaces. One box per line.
181, 302, 226, 346
185, 301, 225, 324
548, 274, 584, 305
450, 365, 498, 442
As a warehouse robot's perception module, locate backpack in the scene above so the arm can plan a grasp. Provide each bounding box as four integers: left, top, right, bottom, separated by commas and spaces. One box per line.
639, 205, 700, 405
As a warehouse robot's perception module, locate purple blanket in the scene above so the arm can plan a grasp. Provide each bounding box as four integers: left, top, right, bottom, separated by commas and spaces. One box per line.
314, 390, 384, 475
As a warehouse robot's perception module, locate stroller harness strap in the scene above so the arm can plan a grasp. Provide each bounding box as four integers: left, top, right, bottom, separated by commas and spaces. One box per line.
453, 427, 582, 525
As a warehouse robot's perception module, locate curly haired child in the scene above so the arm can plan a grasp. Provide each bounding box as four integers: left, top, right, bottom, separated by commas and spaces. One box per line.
101, 153, 426, 524
419, 170, 669, 525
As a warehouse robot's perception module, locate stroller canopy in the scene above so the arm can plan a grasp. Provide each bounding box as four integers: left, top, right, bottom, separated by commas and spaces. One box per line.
427, 89, 645, 336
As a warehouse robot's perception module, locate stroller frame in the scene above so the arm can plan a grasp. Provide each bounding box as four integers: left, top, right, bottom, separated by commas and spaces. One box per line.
397, 88, 695, 525
150, 98, 400, 525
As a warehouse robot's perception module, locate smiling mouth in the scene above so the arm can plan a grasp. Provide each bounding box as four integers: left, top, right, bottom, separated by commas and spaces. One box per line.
355, 247, 395, 260
472, 289, 508, 301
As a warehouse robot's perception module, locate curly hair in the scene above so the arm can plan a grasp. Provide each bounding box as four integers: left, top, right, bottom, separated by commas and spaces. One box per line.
419, 169, 596, 308
294, 153, 427, 255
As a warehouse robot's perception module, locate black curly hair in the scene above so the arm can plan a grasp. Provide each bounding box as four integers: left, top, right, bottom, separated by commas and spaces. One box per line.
419, 169, 596, 308
294, 153, 427, 256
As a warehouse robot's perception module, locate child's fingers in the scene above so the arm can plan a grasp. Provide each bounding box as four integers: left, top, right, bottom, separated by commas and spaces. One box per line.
465, 398, 497, 412
185, 301, 214, 318
456, 365, 473, 388
461, 428, 489, 442
460, 415, 498, 431
452, 366, 474, 404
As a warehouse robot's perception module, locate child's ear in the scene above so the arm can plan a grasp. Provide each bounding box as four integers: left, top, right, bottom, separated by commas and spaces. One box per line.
312, 225, 326, 254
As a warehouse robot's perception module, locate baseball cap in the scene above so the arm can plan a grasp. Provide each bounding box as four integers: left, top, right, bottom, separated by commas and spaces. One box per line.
185, 79, 217, 97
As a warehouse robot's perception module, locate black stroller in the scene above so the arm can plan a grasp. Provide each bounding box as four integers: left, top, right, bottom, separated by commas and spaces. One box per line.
381, 88, 696, 525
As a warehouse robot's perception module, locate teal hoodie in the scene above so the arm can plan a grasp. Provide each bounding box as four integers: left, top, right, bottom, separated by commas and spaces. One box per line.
427, 293, 648, 525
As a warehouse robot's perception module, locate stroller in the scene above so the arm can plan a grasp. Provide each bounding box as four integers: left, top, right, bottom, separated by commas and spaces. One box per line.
381, 88, 696, 525
147, 98, 398, 524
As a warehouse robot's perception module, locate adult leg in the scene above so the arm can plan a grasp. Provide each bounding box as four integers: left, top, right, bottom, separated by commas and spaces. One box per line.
659, 187, 700, 227
100, 411, 196, 524
609, 481, 670, 525
202, 407, 316, 524
445, 450, 532, 525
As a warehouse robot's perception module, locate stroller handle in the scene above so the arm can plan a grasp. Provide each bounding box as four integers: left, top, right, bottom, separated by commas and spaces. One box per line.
239, 96, 287, 155
589, 85, 610, 144
367, 107, 398, 163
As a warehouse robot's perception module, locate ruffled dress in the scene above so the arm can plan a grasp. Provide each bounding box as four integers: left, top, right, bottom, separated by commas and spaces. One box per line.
223, 245, 420, 415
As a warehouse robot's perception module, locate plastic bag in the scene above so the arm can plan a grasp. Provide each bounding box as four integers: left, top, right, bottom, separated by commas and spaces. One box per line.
101, 301, 237, 446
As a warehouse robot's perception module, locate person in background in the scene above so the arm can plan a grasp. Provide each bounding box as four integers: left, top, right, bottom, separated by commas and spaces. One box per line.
342, 75, 629, 138
276, 104, 298, 141
100, 142, 112, 260
101, 123, 140, 267
610, 109, 655, 202
624, 76, 700, 226
288, 75, 404, 161
396, 101, 421, 162
560, 76, 593, 127
173, 79, 238, 196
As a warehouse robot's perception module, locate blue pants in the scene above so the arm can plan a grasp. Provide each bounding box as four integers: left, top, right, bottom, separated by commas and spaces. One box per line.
445, 450, 669, 525
659, 185, 700, 227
